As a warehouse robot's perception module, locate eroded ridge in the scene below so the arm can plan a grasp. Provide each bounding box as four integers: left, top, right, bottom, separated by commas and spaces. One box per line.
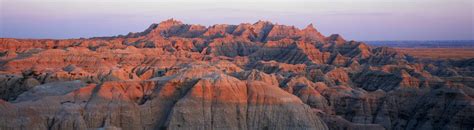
0, 19, 473, 130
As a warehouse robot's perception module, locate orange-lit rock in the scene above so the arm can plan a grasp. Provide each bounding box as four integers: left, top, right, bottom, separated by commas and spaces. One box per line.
0, 19, 472, 130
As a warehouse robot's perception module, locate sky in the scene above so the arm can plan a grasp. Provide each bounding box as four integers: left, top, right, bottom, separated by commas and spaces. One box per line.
0, 0, 473, 41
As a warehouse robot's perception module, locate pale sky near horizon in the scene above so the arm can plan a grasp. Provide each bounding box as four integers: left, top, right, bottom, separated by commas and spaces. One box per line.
1, 0, 473, 41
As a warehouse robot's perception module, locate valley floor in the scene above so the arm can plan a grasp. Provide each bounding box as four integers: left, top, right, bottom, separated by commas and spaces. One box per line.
396, 48, 474, 60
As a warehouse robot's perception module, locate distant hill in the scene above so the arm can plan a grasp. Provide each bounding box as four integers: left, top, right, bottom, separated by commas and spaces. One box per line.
365, 40, 474, 48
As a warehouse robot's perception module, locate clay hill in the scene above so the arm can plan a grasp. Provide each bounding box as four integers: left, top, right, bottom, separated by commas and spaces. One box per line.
0, 19, 473, 130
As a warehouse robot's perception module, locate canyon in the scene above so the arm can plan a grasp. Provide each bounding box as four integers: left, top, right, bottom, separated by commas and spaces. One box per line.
0, 19, 473, 130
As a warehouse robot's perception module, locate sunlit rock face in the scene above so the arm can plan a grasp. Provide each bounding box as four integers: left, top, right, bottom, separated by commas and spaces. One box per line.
1, 19, 473, 130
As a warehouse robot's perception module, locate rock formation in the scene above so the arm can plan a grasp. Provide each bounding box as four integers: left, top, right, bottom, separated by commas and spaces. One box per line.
0, 19, 473, 130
